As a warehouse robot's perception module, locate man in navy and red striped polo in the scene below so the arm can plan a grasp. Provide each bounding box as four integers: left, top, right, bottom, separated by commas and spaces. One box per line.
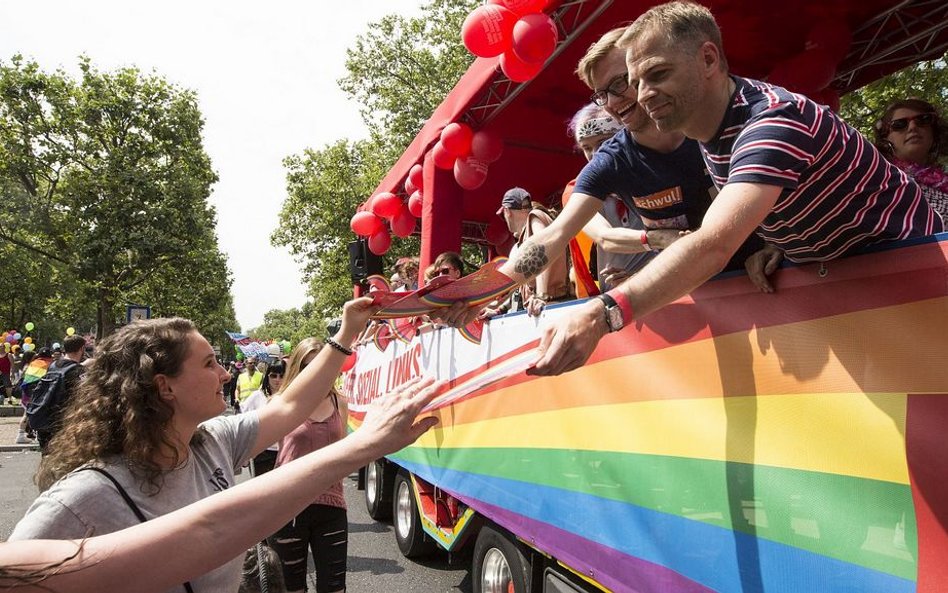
522, 1, 943, 377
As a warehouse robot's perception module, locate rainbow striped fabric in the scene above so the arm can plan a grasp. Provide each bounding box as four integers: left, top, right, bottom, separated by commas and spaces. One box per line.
20, 357, 50, 386
347, 235, 948, 593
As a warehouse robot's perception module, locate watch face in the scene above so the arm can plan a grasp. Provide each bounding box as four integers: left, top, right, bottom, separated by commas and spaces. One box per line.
607, 306, 623, 331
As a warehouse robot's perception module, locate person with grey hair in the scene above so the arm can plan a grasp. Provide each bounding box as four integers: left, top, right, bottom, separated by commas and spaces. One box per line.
566, 102, 655, 289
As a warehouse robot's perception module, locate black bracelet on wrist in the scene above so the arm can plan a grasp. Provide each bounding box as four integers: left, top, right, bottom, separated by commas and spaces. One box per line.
324, 337, 353, 357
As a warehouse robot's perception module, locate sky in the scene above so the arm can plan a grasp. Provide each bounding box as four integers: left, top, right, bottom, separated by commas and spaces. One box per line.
0, 0, 425, 331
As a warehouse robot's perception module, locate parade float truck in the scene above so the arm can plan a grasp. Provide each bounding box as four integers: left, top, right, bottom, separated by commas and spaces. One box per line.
340, 1, 948, 592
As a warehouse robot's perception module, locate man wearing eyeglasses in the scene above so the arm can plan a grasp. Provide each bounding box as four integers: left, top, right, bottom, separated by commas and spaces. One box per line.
437, 26, 765, 327
516, 2, 942, 376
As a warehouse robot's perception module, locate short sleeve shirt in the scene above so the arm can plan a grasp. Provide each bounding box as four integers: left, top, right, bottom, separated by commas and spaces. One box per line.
574, 129, 715, 230
701, 76, 943, 262
9, 412, 260, 593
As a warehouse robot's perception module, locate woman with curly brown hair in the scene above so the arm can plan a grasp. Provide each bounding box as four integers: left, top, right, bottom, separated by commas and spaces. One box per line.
0, 377, 440, 593
8, 298, 377, 593
874, 97, 948, 222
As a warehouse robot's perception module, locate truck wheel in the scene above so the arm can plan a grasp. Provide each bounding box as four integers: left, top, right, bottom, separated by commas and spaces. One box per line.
393, 471, 435, 558
364, 459, 393, 520
473, 525, 530, 593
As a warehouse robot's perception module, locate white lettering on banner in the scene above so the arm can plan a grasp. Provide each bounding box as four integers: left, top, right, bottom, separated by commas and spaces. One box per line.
346, 343, 423, 406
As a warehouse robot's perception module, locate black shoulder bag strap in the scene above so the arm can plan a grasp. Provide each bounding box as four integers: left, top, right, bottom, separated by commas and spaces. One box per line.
79, 466, 196, 593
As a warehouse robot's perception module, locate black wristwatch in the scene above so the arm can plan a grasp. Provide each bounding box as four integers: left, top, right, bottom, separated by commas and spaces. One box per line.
595, 293, 625, 333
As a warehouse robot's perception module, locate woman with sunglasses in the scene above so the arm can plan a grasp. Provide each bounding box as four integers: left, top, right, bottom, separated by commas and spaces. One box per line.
875, 98, 948, 221
8, 297, 377, 593
269, 337, 352, 593
240, 359, 286, 476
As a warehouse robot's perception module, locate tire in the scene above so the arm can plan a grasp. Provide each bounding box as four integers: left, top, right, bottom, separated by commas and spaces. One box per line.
472, 525, 531, 593
364, 458, 393, 520
393, 471, 436, 558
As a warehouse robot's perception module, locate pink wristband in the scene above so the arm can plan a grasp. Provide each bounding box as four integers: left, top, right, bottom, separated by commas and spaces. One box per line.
640, 230, 651, 251
605, 288, 635, 322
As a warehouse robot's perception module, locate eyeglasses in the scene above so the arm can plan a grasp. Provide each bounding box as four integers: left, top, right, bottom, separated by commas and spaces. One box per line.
268, 372, 284, 379
888, 112, 936, 132
591, 74, 630, 107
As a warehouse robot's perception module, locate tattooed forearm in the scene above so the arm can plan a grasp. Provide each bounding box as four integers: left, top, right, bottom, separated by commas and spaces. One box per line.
514, 242, 549, 279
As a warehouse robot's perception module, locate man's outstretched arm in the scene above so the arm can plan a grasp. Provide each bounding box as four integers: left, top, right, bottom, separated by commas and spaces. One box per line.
437, 192, 603, 326
529, 182, 781, 376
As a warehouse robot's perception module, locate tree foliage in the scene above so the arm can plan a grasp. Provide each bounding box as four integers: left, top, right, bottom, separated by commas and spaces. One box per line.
250, 301, 330, 345
0, 55, 237, 341
270, 0, 474, 325
839, 52, 948, 152
338, 0, 478, 155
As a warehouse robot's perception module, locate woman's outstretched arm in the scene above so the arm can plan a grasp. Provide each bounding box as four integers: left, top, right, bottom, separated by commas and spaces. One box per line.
0, 377, 440, 593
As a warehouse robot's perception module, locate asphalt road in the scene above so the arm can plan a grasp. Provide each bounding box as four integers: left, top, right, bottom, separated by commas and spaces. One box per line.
0, 449, 472, 592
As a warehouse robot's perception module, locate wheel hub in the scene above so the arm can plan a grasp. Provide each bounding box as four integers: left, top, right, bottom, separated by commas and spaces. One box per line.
396, 481, 413, 538
481, 547, 513, 593
366, 462, 378, 506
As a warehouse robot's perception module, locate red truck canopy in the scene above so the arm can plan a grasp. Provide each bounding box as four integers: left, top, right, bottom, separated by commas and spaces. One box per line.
369, 0, 948, 266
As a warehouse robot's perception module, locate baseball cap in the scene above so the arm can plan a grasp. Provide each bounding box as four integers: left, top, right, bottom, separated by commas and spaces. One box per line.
496, 187, 532, 215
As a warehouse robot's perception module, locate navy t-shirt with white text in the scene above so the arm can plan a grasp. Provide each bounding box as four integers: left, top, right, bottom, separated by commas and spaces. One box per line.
574, 129, 714, 231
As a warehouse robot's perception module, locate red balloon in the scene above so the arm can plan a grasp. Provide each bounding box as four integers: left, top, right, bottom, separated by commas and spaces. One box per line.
341, 350, 357, 373
470, 129, 504, 163
432, 142, 458, 170
767, 49, 836, 94
370, 191, 402, 219
461, 5, 517, 58
440, 123, 474, 157
497, 0, 547, 16
454, 155, 489, 190
500, 49, 544, 82
511, 13, 558, 64
806, 19, 852, 63
404, 177, 417, 195
391, 206, 417, 238
408, 164, 424, 192
408, 191, 423, 217
350, 211, 384, 236
367, 229, 391, 255
486, 215, 510, 246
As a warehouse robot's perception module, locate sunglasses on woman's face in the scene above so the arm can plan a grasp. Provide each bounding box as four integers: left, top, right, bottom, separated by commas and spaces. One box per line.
268, 372, 284, 379
888, 112, 936, 132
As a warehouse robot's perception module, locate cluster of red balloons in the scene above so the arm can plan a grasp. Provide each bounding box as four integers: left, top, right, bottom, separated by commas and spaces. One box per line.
461, 0, 558, 82
767, 19, 850, 111
430, 123, 504, 191
350, 190, 418, 255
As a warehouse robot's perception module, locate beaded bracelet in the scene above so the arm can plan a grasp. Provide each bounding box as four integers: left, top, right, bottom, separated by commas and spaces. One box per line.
324, 337, 353, 357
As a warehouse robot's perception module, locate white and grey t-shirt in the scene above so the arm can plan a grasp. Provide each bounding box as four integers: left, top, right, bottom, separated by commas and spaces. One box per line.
10, 412, 259, 593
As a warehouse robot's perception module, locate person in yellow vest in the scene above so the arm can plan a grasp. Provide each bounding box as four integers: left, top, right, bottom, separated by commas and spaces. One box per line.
235, 358, 263, 409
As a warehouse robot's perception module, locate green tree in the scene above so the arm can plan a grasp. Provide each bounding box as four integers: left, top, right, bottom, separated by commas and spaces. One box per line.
273, 140, 418, 318
339, 0, 478, 154
273, 0, 473, 322
0, 55, 235, 338
135, 234, 239, 350
839, 52, 948, 152
250, 301, 329, 345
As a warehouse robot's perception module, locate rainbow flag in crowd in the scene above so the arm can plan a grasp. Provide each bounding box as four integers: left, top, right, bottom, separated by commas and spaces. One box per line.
20, 357, 50, 386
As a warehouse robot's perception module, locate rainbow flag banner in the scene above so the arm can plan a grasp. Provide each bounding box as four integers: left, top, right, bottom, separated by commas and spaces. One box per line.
343, 235, 948, 593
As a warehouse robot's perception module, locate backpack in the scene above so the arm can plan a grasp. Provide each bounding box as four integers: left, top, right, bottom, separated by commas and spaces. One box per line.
25, 359, 81, 432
